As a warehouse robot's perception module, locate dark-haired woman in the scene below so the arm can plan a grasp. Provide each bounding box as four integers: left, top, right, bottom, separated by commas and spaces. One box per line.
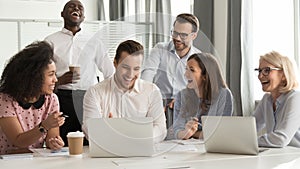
173, 53, 233, 140
0, 41, 65, 154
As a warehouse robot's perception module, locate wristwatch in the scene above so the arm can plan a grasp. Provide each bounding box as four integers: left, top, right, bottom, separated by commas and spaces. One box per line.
38, 122, 47, 133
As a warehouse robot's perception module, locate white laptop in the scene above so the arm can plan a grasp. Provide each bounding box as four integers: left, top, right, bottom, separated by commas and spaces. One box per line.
87, 117, 154, 157
201, 116, 259, 155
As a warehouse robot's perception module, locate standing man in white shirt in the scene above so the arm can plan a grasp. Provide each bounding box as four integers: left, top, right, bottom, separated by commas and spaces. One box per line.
82, 40, 167, 143
141, 13, 201, 128
45, 0, 115, 145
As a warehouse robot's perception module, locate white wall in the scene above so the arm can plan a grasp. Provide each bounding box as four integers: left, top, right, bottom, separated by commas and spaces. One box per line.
0, 0, 98, 20
0, 0, 98, 74
0, 0, 228, 72
214, 1, 227, 72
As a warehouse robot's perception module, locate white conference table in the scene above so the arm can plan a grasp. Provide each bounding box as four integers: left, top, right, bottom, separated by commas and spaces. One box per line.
1, 141, 300, 169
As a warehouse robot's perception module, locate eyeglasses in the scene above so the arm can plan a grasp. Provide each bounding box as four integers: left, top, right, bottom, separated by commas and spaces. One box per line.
171, 30, 194, 40
254, 67, 282, 76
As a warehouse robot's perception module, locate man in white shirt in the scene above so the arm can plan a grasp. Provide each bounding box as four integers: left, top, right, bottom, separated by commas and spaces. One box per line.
44, 0, 115, 145
82, 40, 167, 143
141, 13, 201, 128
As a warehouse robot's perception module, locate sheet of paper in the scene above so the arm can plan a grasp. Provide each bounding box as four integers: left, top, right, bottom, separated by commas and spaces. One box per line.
111, 141, 199, 166
171, 138, 204, 145
0, 153, 33, 160
0, 148, 34, 160
30, 147, 69, 157
155, 142, 198, 153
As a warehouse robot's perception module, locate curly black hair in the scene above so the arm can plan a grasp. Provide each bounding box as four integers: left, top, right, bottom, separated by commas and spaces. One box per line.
0, 41, 55, 103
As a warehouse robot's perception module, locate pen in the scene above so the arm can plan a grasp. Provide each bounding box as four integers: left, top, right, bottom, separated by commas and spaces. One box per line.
60, 114, 69, 118
165, 166, 190, 169
111, 160, 119, 166
191, 117, 202, 126
197, 122, 202, 127
51, 149, 68, 153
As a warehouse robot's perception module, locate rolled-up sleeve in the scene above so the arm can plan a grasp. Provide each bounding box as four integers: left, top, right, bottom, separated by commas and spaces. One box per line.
82, 86, 102, 139
141, 44, 162, 82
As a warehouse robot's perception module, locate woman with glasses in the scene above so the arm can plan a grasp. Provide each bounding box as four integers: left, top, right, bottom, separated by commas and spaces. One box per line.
173, 53, 233, 140
253, 51, 300, 147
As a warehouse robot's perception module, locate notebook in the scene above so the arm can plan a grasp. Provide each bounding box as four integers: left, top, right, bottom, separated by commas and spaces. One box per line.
0, 148, 33, 160
87, 117, 154, 157
201, 116, 259, 155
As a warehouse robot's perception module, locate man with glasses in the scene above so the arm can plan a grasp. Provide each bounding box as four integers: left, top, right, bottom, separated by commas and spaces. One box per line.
141, 13, 201, 131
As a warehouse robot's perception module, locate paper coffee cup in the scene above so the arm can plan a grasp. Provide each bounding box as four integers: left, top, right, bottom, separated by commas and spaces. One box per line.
67, 131, 85, 157
69, 65, 80, 74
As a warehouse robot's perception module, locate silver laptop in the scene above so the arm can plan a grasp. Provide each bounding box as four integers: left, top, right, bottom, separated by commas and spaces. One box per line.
87, 117, 154, 157
201, 116, 259, 155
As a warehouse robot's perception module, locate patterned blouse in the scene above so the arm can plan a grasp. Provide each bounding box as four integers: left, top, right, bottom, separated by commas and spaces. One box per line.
0, 93, 59, 154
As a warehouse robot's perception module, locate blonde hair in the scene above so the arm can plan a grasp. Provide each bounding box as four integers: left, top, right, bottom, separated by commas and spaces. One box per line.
260, 51, 299, 93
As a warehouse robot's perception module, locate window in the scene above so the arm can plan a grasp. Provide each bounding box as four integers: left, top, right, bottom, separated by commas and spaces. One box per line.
252, 0, 295, 100
171, 0, 193, 16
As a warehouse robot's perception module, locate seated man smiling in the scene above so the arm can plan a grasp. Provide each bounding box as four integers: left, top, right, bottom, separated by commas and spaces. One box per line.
82, 40, 167, 143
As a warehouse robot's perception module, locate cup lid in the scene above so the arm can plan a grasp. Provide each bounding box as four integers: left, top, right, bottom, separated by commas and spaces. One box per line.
69, 65, 81, 67
67, 131, 85, 138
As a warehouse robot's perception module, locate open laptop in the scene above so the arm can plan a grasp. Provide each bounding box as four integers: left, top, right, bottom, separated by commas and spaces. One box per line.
201, 116, 259, 155
87, 117, 154, 157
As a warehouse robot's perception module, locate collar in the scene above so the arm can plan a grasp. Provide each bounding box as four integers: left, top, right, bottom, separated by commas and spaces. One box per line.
111, 76, 140, 94
169, 41, 176, 54
275, 90, 293, 105
168, 41, 193, 59
61, 28, 82, 36
269, 90, 292, 110
18, 95, 45, 110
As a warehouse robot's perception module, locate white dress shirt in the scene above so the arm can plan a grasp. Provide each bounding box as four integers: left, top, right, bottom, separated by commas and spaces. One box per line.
45, 28, 115, 90
82, 76, 167, 143
141, 41, 201, 99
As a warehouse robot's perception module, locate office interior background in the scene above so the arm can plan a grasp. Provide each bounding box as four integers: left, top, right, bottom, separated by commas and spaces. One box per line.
0, 0, 299, 116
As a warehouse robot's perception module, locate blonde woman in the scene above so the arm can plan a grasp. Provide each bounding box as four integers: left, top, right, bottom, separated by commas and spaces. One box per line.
253, 51, 300, 147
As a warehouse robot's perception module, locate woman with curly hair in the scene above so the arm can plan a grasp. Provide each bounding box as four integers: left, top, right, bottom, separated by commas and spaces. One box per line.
0, 41, 65, 154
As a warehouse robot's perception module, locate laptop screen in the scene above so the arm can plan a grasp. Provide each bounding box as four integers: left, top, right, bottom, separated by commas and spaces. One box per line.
201, 116, 259, 155
87, 117, 154, 157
